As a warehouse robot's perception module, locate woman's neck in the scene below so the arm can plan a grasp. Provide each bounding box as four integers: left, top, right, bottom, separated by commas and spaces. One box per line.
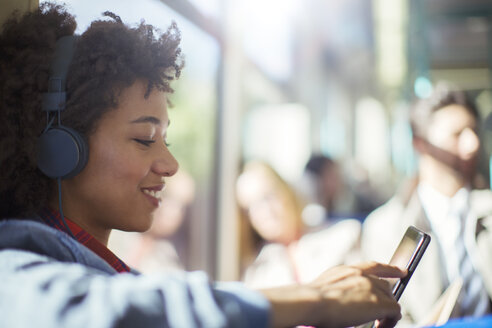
48, 198, 111, 246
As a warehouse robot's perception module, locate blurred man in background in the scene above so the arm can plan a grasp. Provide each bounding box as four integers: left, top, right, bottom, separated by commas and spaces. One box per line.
361, 83, 492, 326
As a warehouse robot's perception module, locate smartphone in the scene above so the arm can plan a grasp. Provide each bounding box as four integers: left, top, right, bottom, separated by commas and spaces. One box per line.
388, 225, 431, 300
357, 226, 431, 328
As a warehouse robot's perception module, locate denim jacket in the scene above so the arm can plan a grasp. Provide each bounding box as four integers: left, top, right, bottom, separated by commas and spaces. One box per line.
0, 219, 270, 328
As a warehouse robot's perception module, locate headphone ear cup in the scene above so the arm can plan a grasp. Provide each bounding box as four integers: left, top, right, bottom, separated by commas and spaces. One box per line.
37, 126, 88, 179
64, 126, 88, 179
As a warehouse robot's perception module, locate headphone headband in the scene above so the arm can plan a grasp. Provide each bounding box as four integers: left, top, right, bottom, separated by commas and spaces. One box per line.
42, 35, 78, 112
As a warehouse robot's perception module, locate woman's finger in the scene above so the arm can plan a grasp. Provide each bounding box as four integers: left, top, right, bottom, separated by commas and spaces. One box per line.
359, 261, 407, 278
366, 275, 394, 298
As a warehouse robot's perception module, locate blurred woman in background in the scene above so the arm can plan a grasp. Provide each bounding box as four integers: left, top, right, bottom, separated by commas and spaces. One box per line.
236, 161, 361, 289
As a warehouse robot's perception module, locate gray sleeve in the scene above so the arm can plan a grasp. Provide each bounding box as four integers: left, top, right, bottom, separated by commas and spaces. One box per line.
0, 249, 270, 328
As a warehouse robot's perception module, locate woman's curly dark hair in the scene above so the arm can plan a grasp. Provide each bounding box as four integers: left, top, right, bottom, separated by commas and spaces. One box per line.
0, 3, 184, 218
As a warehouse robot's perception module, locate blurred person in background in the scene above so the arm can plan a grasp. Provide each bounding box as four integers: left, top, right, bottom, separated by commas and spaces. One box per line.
300, 154, 384, 224
0, 4, 407, 327
110, 169, 195, 273
299, 154, 345, 225
236, 161, 361, 289
361, 82, 492, 326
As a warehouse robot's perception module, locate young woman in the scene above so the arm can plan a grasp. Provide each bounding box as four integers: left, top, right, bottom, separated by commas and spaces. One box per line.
0, 3, 405, 327
236, 161, 361, 289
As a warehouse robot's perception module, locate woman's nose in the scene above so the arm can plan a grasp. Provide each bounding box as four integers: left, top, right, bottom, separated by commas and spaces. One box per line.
152, 146, 179, 177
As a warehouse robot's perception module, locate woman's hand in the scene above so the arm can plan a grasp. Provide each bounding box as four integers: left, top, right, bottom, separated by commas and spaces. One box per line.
259, 261, 407, 328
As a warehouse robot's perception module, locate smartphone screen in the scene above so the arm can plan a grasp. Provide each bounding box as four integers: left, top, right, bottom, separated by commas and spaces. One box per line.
388, 226, 431, 300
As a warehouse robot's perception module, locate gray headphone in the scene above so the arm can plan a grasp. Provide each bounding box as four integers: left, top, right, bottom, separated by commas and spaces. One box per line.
37, 35, 88, 179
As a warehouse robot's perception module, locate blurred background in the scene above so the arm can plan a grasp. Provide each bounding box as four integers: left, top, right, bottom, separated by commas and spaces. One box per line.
3, 0, 492, 281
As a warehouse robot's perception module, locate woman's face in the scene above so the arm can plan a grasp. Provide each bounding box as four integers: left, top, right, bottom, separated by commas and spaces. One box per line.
237, 168, 299, 244
60, 80, 178, 243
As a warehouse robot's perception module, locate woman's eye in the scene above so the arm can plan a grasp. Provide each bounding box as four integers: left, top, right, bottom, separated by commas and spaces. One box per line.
133, 139, 155, 147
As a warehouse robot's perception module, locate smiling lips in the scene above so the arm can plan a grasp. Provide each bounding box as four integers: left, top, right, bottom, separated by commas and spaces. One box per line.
141, 184, 165, 207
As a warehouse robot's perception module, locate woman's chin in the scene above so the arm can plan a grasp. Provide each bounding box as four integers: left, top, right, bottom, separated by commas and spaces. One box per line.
118, 218, 153, 233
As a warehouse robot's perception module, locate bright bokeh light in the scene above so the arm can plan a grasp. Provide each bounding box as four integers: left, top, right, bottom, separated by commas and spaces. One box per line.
243, 103, 311, 183
373, 0, 408, 88
234, 0, 300, 81
354, 97, 391, 180
414, 76, 433, 99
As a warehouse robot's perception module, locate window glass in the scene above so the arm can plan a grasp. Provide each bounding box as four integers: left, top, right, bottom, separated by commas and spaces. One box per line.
187, 0, 221, 19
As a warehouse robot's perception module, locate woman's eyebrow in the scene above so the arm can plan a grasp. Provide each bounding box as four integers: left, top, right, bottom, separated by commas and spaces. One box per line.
130, 116, 161, 125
